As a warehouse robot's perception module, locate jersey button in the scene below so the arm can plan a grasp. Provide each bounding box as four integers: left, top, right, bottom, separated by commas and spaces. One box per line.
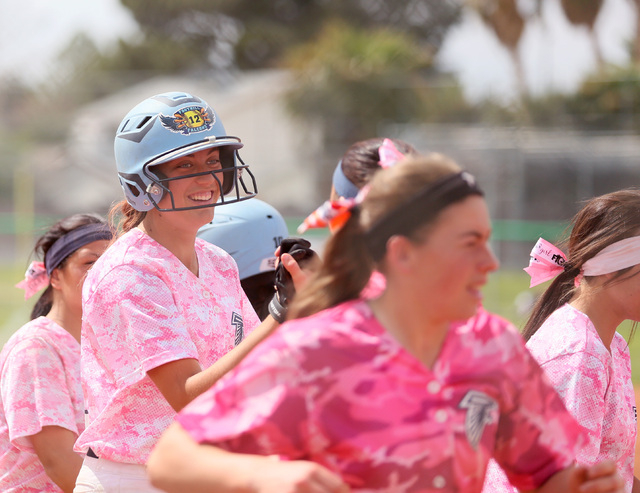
427, 380, 441, 394
202, 291, 211, 299
433, 475, 446, 488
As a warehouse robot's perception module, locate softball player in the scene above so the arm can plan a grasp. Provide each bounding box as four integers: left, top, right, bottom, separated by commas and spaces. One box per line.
147, 154, 624, 493
0, 214, 112, 492
72, 92, 297, 492
484, 189, 640, 492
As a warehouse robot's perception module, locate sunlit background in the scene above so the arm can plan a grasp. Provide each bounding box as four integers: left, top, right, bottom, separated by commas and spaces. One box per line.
1, 0, 639, 382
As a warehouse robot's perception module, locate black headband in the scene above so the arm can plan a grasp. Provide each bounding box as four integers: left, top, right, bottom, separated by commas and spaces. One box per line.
365, 171, 484, 261
44, 223, 113, 276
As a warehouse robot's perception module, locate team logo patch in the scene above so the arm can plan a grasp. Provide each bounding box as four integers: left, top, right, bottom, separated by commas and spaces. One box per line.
232, 312, 244, 346
459, 390, 498, 450
159, 105, 214, 135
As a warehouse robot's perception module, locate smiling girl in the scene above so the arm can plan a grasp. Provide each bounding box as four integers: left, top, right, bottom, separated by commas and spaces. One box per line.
72, 92, 297, 492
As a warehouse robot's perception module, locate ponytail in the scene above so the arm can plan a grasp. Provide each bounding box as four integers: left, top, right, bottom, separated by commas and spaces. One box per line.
109, 200, 145, 235
289, 208, 374, 319
521, 264, 579, 341
30, 286, 53, 320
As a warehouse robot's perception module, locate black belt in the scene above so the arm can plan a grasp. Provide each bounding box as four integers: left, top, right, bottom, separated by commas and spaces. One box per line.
87, 447, 99, 459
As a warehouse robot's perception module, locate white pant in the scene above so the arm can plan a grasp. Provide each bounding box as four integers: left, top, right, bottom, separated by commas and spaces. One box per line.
73, 456, 163, 493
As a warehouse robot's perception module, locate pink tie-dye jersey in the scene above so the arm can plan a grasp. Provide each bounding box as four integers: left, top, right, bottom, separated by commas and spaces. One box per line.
483, 303, 637, 493
75, 229, 259, 464
178, 300, 583, 492
0, 317, 84, 492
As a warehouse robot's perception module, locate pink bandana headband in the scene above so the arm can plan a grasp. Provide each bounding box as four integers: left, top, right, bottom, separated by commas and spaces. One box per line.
15, 261, 48, 300
298, 139, 404, 234
524, 236, 640, 288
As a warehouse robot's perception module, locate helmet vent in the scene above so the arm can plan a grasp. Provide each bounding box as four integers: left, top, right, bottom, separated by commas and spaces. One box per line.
127, 183, 140, 197
137, 116, 152, 129
120, 119, 130, 132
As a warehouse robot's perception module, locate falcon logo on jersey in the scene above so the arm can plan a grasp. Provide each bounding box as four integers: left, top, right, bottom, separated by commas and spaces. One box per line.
159, 105, 214, 135
459, 390, 498, 450
232, 312, 244, 346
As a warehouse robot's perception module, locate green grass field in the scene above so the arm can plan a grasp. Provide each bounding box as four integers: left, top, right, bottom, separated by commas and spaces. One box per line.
1, 262, 638, 384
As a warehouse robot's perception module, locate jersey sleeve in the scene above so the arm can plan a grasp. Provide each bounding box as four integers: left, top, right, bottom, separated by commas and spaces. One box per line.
491, 339, 583, 491
84, 265, 199, 386
538, 352, 607, 465
177, 339, 309, 458
1, 337, 78, 452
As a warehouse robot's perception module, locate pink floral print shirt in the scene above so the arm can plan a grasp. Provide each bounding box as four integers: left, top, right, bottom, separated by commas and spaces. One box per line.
0, 317, 84, 492
75, 229, 259, 464
178, 300, 583, 492
483, 303, 637, 493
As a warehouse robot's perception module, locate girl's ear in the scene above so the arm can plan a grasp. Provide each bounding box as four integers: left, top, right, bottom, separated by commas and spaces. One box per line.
48, 267, 62, 290
384, 235, 416, 273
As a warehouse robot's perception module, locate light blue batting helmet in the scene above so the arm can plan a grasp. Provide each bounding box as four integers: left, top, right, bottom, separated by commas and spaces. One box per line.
114, 91, 257, 212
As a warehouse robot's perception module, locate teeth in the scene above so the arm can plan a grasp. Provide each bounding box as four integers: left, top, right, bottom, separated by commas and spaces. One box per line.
190, 191, 213, 201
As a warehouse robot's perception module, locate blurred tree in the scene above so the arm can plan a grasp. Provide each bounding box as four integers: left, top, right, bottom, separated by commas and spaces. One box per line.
283, 20, 474, 167
468, 0, 527, 97
116, 0, 463, 71
564, 64, 640, 131
285, 20, 434, 142
559, 0, 604, 69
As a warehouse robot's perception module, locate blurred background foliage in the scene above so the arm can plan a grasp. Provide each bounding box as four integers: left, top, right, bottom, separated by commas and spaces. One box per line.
4, 0, 640, 149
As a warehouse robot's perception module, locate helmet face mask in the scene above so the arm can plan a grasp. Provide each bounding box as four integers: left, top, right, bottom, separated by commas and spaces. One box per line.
115, 92, 257, 212
142, 148, 257, 212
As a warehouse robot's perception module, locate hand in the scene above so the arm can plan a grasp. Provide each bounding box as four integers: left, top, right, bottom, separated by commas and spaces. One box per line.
274, 238, 320, 301
570, 461, 624, 493
280, 251, 320, 293
247, 458, 350, 493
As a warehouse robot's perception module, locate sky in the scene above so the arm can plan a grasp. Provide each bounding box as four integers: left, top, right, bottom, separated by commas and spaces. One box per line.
0, 0, 637, 102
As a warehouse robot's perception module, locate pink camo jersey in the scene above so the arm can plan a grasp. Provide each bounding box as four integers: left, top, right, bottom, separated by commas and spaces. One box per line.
75, 228, 259, 464
178, 300, 583, 492
483, 303, 637, 493
0, 317, 84, 492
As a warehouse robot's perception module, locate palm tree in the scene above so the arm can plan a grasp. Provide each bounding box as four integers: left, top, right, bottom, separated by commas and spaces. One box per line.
469, 0, 527, 98
560, 0, 605, 69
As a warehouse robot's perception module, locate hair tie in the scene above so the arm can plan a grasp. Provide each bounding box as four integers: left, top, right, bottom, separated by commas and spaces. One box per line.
15, 261, 49, 300
378, 138, 405, 169
523, 238, 568, 288
297, 187, 369, 234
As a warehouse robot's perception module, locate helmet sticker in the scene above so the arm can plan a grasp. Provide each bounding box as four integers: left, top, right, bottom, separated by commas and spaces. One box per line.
159, 105, 215, 135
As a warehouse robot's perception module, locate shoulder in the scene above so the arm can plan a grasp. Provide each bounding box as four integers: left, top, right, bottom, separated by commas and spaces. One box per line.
0, 318, 71, 364
84, 231, 174, 298
527, 304, 607, 363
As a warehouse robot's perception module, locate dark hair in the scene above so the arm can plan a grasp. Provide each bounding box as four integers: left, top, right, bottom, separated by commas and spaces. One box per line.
522, 189, 640, 341
340, 138, 418, 190
30, 213, 108, 320
108, 199, 146, 234
290, 153, 463, 319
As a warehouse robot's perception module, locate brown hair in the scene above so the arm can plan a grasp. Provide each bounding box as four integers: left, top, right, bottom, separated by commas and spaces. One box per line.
290, 153, 463, 319
30, 213, 108, 320
522, 189, 640, 340
340, 137, 418, 190
108, 199, 146, 235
